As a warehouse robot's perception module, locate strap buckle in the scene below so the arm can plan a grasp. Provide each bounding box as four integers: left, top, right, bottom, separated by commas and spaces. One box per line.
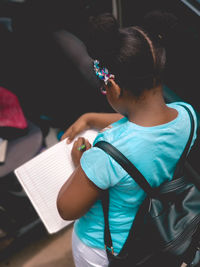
105, 244, 114, 255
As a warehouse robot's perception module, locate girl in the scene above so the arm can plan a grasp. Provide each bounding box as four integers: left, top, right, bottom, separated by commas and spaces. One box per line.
57, 11, 197, 267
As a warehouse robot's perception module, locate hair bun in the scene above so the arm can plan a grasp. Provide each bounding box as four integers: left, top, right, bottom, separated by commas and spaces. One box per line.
86, 13, 120, 59
89, 13, 120, 37
142, 10, 179, 46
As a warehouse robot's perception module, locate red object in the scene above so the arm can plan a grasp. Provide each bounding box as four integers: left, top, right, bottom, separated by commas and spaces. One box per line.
0, 87, 28, 129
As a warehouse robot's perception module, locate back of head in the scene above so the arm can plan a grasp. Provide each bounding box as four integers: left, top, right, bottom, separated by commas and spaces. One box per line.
86, 10, 178, 96
87, 13, 120, 61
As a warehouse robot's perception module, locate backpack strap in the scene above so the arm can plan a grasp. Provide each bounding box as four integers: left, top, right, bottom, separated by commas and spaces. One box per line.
95, 141, 156, 197
100, 189, 114, 255
173, 104, 195, 178
95, 141, 157, 256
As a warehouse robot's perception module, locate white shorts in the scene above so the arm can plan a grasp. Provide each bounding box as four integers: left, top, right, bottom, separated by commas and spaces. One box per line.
72, 228, 109, 267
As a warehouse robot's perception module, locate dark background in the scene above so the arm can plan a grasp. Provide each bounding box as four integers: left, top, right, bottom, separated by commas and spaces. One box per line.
0, 0, 114, 129
0, 0, 199, 128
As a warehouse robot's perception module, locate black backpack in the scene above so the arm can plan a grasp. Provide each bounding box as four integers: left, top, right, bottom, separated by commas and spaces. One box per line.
95, 105, 200, 267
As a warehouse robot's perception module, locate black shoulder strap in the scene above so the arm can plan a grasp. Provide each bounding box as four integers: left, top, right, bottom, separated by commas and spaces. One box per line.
173, 104, 195, 178
95, 141, 156, 197
94, 141, 156, 254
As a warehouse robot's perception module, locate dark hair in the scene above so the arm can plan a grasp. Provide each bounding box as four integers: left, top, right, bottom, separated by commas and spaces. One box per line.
86, 11, 178, 96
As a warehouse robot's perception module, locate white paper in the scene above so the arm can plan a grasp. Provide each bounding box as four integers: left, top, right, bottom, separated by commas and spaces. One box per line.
0, 139, 8, 163
14, 129, 98, 234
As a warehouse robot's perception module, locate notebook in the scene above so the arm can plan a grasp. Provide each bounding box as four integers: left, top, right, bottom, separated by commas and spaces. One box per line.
14, 129, 98, 234
0, 138, 8, 164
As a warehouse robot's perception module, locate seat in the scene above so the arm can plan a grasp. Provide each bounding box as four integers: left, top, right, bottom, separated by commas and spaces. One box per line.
0, 120, 44, 256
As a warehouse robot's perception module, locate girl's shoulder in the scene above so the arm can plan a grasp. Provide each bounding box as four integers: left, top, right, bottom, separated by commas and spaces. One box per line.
168, 101, 197, 125
93, 117, 130, 144
168, 101, 196, 114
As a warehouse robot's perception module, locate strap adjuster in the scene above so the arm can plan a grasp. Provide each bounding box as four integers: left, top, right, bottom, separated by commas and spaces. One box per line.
105, 244, 114, 255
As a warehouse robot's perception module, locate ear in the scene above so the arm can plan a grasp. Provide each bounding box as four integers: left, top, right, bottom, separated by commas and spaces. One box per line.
107, 79, 122, 98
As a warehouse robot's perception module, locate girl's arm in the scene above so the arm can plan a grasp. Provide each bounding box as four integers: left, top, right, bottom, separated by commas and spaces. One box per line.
57, 136, 101, 220
61, 112, 123, 143
57, 113, 122, 219
57, 165, 102, 220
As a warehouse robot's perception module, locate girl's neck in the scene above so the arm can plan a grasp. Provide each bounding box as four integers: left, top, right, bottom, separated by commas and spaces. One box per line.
127, 86, 178, 127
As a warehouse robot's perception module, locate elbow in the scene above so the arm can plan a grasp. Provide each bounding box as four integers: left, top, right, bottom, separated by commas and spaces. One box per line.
57, 196, 70, 220
56, 200, 66, 220
56, 196, 78, 221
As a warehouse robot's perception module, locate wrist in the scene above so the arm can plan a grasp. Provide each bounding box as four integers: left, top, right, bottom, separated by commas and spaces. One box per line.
81, 113, 94, 128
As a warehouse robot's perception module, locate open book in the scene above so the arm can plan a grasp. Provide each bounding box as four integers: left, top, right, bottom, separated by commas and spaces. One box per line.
14, 129, 98, 234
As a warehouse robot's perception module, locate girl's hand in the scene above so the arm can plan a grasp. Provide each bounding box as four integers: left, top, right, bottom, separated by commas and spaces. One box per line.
71, 137, 91, 167
61, 114, 89, 143
61, 112, 123, 143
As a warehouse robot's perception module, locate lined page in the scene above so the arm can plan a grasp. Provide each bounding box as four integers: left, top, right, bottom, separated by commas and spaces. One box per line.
14, 129, 98, 234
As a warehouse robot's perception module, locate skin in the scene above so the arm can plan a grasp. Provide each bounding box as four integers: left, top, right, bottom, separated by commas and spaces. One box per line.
57, 79, 178, 220
60, 112, 123, 143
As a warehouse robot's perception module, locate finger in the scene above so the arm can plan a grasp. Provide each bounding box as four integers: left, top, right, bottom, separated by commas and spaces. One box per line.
62, 127, 76, 143
76, 137, 84, 146
85, 139, 91, 150
61, 128, 71, 141
76, 137, 87, 152
67, 129, 77, 143
72, 139, 78, 149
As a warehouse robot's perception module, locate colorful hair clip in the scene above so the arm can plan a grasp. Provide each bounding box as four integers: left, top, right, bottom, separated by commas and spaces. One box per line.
93, 60, 115, 85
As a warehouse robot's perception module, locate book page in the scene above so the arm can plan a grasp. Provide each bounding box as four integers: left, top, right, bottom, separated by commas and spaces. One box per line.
14, 129, 98, 234
0, 139, 8, 163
